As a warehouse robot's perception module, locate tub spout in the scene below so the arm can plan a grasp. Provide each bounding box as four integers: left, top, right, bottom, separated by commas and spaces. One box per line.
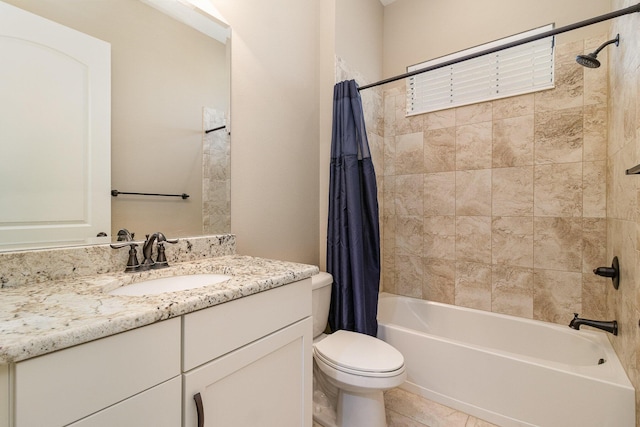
569, 313, 618, 336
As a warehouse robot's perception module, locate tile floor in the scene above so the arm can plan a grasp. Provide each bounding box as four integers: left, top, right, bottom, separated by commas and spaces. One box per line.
313, 387, 500, 427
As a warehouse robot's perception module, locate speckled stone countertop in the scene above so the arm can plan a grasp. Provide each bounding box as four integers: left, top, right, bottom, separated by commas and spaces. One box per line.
0, 255, 318, 363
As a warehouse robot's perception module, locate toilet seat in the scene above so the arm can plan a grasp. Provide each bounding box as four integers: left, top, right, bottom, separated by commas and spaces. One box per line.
313, 330, 405, 378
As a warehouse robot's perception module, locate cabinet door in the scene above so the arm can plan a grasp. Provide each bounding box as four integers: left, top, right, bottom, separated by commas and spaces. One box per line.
14, 318, 180, 427
183, 317, 312, 427
68, 376, 181, 427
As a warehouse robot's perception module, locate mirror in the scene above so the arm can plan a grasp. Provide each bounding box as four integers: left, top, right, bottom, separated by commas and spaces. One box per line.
0, 0, 230, 252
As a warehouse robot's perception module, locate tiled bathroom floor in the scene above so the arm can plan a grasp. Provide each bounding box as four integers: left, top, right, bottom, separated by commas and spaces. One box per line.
313, 387, 500, 427
384, 388, 499, 427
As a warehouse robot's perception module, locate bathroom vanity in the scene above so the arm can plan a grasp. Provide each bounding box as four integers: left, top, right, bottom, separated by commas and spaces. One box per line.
0, 254, 316, 427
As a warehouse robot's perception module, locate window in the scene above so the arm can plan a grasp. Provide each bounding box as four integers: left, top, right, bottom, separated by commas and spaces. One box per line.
406, 24, 555, 115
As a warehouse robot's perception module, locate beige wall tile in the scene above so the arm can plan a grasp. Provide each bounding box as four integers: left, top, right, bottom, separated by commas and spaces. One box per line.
382, 214, 396, 294
534, 217, 583, 272
534, 163, 583, 217
534, 107, 583, 164
492, 94, 534, 120
608, 143, 638, 221
455, 261, 492, 311
424, 216, 455, 260
491, 265, 534, 318
492, 115, 534, 168
424, 172, 456, 215
383, 135, 396, 176
583, 161, 607, 218
582, 272, 608, 320
583, 104, 608, 162
395, 254, 423, 298
396, 215, 423, 256
456, 169, 492, 216
492, 166, 534, 216
535, 62, 583, 112
555, 39, 584, 65
424, 127, 455, 172
456, 122, 492, 170
533, 269, 582, 324
395, 132, 424, 174
395, 174, 424, 216
383, 176, 396, 216
584, 63, 608, 107
395, 94, 424, 135
492, 216, 534, 267
456, 216, 491, 263
423, 108, 456, 130
383, 90, 396, 138
423, 258, 455, 304
582, 217, 607, 273
455, 102, 492, 125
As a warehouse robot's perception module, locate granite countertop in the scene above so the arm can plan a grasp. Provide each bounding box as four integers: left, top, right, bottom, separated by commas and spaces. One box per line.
0, 255, 319, 363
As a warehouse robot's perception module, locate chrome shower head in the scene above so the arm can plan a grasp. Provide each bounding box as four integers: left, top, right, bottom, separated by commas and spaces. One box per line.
576, 34, 619, 68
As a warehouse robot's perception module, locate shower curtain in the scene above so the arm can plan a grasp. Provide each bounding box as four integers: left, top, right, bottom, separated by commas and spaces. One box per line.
327, 79, 380, 337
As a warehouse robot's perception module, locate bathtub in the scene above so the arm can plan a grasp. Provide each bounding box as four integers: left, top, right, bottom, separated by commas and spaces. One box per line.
377, 293, 635, 427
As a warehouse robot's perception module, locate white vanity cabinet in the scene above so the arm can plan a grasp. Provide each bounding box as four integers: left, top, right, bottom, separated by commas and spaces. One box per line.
12, 317, 181, 427
1, 277, 312, 427
182, 278, 313, 427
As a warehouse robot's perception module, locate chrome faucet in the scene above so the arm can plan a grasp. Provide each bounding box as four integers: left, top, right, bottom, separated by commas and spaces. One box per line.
569, 313, 618, 335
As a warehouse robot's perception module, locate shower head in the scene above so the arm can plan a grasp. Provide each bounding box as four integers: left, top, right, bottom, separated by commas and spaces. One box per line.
576, 34, 620, 68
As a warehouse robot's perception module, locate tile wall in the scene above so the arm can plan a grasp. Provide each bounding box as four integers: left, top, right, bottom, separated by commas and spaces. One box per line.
202, 107, 231, 234
608, 0, 640, 422
380, 36, 610, 325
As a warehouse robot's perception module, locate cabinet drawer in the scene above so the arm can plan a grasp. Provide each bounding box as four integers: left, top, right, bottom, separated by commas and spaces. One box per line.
68, 376, 181, 427
183, 278, 311, 371
15, 317, 180, 427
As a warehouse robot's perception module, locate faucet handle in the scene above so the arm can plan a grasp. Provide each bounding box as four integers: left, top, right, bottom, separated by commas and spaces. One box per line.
109, 241, 140, 272
110, 241, 139, 250
154, 234, 178, 268
157, 232, 178, 244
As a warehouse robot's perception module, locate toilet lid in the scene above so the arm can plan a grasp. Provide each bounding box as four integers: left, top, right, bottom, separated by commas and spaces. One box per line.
314, 330, 404, 374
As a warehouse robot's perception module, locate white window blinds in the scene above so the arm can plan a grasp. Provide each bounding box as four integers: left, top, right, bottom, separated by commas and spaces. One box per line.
407, 24, 555, 116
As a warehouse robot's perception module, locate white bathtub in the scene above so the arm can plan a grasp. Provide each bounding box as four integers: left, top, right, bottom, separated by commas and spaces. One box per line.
377, 293, 635, 427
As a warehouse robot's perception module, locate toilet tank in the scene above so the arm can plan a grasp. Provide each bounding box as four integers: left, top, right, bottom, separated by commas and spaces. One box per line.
311, 272, 333, 338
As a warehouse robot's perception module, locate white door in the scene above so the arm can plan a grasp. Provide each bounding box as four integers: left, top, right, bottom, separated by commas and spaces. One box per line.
0, 1, 110, 250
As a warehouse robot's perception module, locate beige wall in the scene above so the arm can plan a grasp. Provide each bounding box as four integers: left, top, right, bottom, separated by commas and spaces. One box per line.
335, 0, 384, 84
319, 0, 337, 271
609, 0, 640, 422
383, 0, 611, 77
4, 0, 228, 240
318, 0, 384, 271
212, 0, 321, 264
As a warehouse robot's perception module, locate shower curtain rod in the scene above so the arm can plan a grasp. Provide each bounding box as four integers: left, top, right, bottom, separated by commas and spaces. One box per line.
358, 3, 640, 92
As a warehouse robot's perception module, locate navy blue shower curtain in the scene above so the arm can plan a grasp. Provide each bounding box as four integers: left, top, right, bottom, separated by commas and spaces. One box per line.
327, 79, 380, 337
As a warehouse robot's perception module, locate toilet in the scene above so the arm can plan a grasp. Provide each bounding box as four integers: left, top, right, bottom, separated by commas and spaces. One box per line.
312, 272, 406, 427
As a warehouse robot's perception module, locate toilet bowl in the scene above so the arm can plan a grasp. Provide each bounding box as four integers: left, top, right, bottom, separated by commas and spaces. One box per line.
312, 272, 406, 427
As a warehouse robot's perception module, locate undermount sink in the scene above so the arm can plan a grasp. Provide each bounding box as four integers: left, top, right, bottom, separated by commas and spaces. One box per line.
108, 273, 232, 296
